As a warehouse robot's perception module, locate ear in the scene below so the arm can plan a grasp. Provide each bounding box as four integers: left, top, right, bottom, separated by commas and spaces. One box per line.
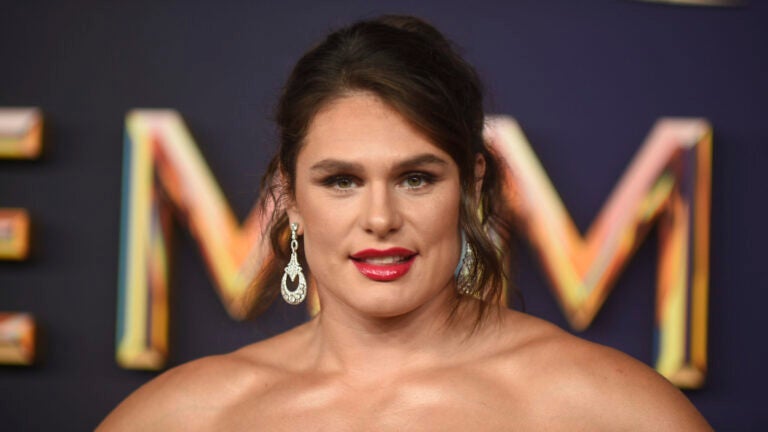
285, 199, 303, 232
474, 153, 486, 199
278, 170, 304, 235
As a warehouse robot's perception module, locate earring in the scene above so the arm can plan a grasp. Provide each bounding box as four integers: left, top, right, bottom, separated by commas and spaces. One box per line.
454, 231, 469, 279
281, 222, 307, 305
455, 231, 476, 295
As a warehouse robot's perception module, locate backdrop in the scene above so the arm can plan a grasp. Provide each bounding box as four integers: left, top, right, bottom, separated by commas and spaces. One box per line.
1, 0, 766, 430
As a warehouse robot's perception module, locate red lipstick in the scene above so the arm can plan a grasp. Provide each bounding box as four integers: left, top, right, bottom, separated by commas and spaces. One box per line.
350, 247, 417, 281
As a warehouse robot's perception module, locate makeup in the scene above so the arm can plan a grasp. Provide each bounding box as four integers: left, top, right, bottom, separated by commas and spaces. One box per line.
350, 247, 417, 281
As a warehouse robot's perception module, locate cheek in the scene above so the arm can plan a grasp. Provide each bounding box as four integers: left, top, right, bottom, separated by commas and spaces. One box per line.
407, 186, 462, 265
294, 189, 354, 269
418, 201, 459, 237
294, 178, 340, 230
425, 184, 461, 230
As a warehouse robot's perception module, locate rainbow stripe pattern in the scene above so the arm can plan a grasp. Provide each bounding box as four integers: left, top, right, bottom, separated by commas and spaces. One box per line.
117, 110, 277, 369
486, 116, 711, 388
0, 108, 41, 366
0, 313, 36, 365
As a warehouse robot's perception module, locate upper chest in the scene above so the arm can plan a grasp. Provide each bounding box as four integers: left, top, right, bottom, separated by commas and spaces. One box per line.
212, 367, 545, 432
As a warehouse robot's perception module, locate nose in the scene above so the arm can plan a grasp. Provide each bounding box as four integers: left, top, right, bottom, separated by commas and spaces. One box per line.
360, 181, 402, 237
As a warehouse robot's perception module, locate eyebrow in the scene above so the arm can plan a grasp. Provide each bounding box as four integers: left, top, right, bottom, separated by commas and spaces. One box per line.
309, 153, 449, 174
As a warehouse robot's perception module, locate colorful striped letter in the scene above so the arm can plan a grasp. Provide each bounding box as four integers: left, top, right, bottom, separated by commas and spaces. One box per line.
0, 107, 42, 365
117, 110, 276, 369
487, 116, 711, 388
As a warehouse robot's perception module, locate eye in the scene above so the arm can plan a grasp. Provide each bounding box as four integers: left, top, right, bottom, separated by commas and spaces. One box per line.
320, 175, 358, 191
401, 173, 434, 189
335, 177, 356, 189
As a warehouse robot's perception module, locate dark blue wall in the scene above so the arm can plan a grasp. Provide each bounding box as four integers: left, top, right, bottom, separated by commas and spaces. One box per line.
1, 0, 765, 429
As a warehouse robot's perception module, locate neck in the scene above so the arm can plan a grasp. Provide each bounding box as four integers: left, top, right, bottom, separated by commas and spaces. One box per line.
305, 284, 475, 381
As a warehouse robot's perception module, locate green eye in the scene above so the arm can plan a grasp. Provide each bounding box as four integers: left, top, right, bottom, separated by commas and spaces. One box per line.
336, 178, 354, 189
319, 174, 358, 191
405, 176, 424, 188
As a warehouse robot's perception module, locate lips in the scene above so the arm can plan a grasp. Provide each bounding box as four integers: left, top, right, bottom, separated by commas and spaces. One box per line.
350, 247, 417, 281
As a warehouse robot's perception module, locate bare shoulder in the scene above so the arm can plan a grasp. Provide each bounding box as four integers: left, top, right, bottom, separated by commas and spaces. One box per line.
484, 310, 712, 431
96, 324, 310, 432
96, 351, 273, 431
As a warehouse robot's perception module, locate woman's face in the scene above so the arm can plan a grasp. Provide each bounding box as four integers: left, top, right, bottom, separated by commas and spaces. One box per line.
288, 92, 462, 318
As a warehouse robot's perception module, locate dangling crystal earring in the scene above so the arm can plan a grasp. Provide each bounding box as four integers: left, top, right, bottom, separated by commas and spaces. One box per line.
454, 231, 468, 279
455, 231, 476, 295
281, 222, 307, 305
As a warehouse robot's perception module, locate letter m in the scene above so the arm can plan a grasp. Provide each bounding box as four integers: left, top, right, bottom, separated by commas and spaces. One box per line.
486, 117, 711, 388
117, 110, 280, 370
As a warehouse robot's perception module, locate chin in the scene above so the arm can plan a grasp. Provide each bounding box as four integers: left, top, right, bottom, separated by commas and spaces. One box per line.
345, 282, 446, 319
314, 267, 453, 319
346, 290, 415, 317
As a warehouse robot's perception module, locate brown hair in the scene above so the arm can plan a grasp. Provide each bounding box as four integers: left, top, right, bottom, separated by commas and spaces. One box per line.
254, 15, 515, 325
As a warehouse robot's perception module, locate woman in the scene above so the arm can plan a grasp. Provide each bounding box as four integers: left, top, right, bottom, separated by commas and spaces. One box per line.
98, 15, 711, 431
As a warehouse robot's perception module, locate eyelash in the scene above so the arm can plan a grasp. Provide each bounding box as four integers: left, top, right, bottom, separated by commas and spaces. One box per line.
321, 175, 359, 190
319, 172, 437, 192
400, 172, 436, 189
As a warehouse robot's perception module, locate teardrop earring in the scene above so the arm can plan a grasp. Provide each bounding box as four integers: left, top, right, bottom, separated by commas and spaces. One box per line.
455, 231, 476, 295
281, 222, 307, 305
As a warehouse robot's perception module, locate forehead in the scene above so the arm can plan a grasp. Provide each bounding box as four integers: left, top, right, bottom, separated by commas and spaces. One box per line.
299, 92, 452, 166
